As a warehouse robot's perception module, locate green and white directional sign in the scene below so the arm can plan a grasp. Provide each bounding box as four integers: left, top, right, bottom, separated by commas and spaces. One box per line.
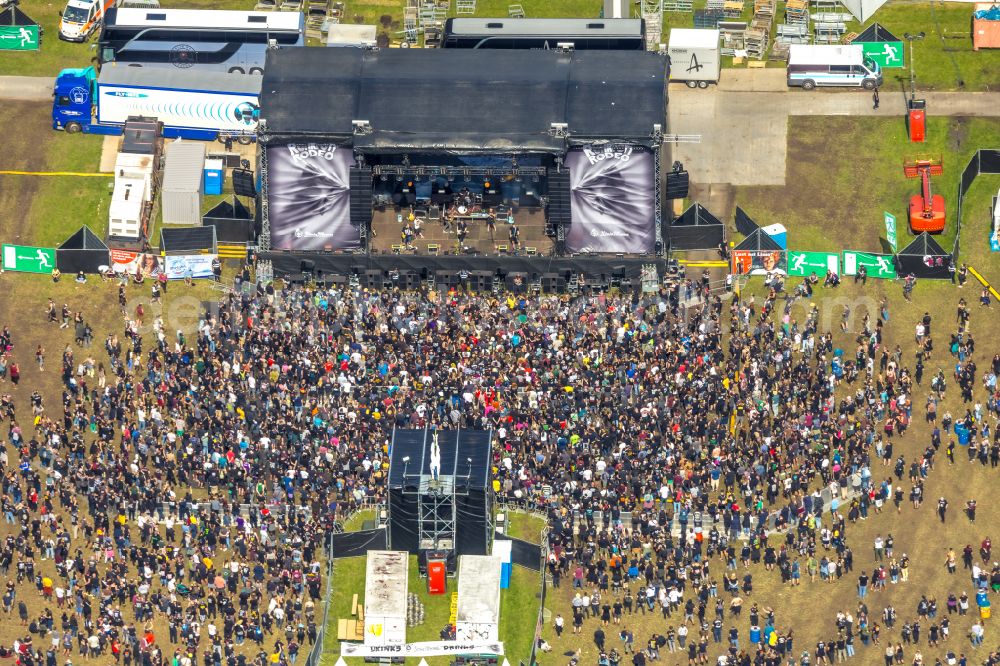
787, 251, 840, 277
0, 25, 39, 51
860, 41, 904, 69
842, 250, 896, 279
2, 244, 56, 274
884, 211, 897, 252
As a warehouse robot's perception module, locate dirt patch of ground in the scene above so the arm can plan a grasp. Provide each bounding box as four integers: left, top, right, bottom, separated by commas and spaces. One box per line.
0, 101, 50, 243
947, 117, 970, 154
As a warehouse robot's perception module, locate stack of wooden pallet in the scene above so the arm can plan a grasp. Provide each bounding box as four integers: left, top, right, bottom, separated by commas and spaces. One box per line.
694, 8, 724, 26
784, 0, 808, 25
745, 0, 774, 57
719, 20, 747, 54
723, 0, 745, 18
337, 594, 366, 642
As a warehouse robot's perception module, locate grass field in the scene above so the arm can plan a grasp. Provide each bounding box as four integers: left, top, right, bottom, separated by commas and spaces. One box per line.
736, 115, 1000, 257
322, 554, 542, 666
0, 101, 107, 245
318, 511, 545, 665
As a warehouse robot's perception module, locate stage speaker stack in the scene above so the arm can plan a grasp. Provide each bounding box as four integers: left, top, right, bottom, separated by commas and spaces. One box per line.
232, 168, 257, 197
471, 270, 493, 292
349, 166, 374, 244
402, 270, 421, 291
547, 169, 572, 254
665, 168, 690, 200
363, 269, 383, 289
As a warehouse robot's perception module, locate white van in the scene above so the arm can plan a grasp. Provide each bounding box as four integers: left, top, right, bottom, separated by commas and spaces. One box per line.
786, 44, 883, 90
59, 0, 115, 41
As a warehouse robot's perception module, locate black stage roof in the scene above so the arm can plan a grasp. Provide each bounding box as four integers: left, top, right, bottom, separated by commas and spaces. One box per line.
260, 48, 667, 153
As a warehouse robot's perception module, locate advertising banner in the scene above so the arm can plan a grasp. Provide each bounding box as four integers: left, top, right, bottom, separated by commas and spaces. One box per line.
97, 85, 259, 133
842, 250, 896, 278
266, 144, 359, 252
564, 145, 656, 255
2, 244, 56, 273
730, 249, 786, 276
110, 249, 162, 276
859, 41, 905, 68
787, 251, 840, 277
164, 254, 216, 280
341, 640, 504, 658
884, 211, 897, 252
0, 25, 39, 51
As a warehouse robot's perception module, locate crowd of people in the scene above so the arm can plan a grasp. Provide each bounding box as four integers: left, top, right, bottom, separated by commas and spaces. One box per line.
0, 261, 996, 666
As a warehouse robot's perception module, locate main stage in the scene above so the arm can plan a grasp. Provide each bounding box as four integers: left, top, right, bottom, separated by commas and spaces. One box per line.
256, 47, 669, 286
369, 207, 554, 257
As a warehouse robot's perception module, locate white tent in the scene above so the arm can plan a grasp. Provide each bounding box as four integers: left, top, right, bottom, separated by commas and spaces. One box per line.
840, 0, 889, 22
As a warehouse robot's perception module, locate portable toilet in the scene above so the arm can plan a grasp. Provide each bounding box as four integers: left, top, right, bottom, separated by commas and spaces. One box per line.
955, 422, 970, 445
761, 223, 787, 249
204, 159, 224, 196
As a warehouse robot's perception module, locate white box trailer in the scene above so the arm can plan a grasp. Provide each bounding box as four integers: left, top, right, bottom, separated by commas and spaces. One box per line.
108, 177, 150, 240
113, 152, 155, 193
668, 28, 721, 88
95, 66, 262, 136
363, 551, 408, 647
456, 555, 502, 642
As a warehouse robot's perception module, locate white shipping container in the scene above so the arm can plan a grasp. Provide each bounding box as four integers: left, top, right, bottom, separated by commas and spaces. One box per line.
456, 555, 502, 643
363, 551, 408, 647
668, 28, 721, 86
162, 141, 206, 226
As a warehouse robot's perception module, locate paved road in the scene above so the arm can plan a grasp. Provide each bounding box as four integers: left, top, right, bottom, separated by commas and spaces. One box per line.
0, 76, 53, 102
668, 69, 1000, 199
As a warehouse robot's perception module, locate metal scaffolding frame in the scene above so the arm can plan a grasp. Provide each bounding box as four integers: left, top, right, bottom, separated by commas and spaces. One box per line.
256, 131, 273, 283
415, 474, 459, 550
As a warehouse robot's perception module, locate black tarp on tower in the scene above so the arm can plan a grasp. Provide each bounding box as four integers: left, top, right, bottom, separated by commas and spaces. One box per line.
387, 428, 493, 556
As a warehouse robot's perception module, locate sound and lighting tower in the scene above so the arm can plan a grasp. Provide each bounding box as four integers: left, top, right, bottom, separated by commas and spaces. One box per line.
388, 427, 493, 566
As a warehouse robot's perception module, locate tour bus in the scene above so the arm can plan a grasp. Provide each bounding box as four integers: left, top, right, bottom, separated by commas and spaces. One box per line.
441, 18, 646, 50
98, 8, 304, 74
786, 44, 882, 90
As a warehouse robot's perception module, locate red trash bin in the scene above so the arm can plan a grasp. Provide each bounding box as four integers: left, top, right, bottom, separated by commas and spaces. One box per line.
908, 99, 926, 142
427, 558, 447, 594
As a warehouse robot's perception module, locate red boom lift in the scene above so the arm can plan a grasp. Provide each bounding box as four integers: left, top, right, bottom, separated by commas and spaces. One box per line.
903, 157, 946, 233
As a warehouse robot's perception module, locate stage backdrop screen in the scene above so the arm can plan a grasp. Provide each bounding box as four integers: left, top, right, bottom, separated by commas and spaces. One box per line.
565, 145, 656, 254
266, 144, 359, 251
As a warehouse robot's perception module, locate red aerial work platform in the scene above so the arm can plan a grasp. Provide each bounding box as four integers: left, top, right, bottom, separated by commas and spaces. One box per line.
903, 157, 946, 233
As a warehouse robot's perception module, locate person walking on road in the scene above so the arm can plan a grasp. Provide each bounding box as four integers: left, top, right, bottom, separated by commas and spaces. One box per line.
873, 87, 880, 109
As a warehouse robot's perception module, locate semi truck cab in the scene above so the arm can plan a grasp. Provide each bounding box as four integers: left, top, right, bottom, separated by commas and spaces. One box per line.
59, 0, 114, 41
52, 67, 97, 133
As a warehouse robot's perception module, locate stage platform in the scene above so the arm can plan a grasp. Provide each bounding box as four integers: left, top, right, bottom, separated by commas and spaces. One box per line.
369, 207, 555, 257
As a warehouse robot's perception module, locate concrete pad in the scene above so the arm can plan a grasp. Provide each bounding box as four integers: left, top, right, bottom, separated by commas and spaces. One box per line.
669, 89, 788, 186
0, 76, 53, 102
99, 135, 121, 173
718, 68, 787, 92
